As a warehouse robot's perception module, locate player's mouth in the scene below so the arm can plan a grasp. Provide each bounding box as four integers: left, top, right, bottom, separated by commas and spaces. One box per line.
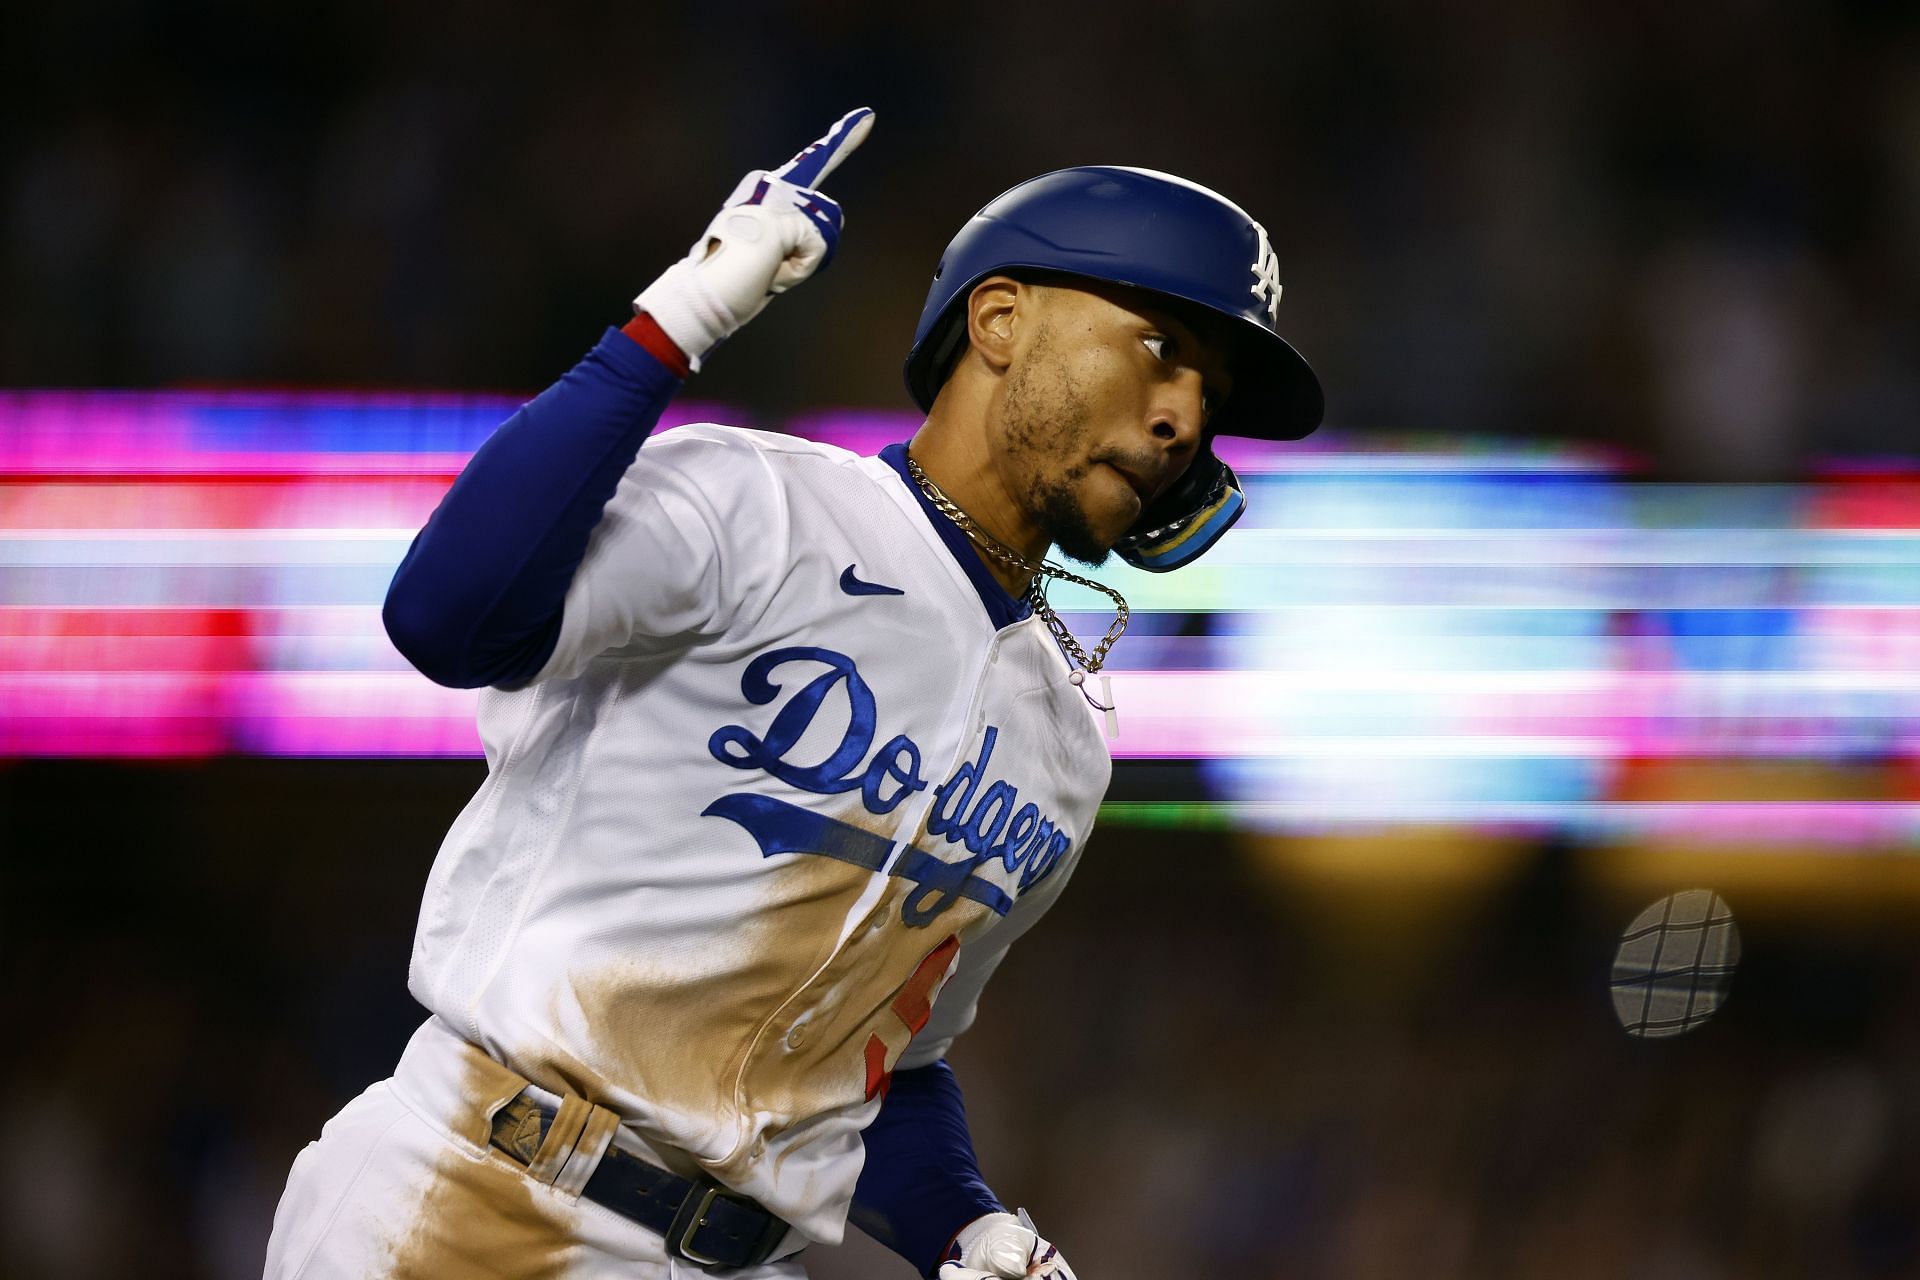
1102, 461, 1156, 507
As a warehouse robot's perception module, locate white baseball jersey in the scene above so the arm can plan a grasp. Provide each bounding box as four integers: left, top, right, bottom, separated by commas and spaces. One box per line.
407, 424, 1111, 1244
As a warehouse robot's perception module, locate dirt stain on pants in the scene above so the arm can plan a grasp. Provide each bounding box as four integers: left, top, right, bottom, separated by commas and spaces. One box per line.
380, 1144, 576, 1279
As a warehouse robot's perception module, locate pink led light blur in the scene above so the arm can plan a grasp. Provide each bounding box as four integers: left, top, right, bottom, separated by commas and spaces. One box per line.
2, 390, 1914, 853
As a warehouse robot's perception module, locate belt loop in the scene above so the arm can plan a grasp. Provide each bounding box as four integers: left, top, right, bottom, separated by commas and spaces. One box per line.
523, 1093, 621, 1201
554, 1103, 619, 1199
526, 1095, 592, 1185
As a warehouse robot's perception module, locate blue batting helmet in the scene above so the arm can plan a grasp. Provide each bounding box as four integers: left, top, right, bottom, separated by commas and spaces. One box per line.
903, 166, 1323, 441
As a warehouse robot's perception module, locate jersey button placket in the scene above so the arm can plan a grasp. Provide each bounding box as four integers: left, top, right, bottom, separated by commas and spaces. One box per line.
784, 1023, 808, 1051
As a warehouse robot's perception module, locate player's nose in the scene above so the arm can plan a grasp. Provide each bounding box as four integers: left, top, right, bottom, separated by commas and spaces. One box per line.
1146, 367, 1207, 456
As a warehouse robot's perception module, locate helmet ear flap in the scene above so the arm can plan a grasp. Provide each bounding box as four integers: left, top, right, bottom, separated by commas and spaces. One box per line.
920, 309, 971, 401
1114, 453, 1246, 572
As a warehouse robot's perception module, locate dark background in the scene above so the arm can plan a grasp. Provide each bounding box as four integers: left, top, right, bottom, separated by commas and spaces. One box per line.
6, 1, 1920, 1277
6, 0, 1919, 473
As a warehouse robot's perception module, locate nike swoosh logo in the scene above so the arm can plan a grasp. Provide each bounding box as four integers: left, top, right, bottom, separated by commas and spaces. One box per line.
840, 564, 904, 597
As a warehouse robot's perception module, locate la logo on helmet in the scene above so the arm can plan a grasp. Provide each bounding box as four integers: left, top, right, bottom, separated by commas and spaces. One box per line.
1249, 220, 1283, 324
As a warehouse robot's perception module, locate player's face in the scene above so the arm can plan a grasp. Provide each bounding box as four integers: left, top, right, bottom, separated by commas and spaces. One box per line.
994, 282, 1233, 566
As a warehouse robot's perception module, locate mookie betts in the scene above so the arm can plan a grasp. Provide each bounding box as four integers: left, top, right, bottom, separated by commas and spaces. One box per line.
265, 107, 1322, 1279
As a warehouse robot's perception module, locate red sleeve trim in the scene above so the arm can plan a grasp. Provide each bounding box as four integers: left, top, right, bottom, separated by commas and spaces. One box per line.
621, 312, 692, 380
938, 1225, 967, 1268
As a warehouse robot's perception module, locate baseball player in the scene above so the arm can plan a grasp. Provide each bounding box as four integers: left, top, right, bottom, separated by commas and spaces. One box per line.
265, 108, 1321, 1279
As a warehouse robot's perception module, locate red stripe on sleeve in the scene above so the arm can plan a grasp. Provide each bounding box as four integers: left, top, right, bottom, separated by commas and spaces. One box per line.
621, 312, 693, 380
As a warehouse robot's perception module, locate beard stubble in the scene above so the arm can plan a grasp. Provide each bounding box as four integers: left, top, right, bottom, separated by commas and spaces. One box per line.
1000, 323, 1114, 567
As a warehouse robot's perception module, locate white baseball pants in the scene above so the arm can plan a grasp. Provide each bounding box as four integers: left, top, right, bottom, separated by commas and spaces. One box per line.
264, 1017, 808, 1279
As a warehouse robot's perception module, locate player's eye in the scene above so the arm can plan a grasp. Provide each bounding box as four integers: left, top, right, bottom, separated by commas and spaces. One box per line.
1142, 333, 1172, 362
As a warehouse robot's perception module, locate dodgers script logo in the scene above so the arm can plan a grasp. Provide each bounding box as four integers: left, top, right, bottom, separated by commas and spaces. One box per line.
701, 646, 1074, 927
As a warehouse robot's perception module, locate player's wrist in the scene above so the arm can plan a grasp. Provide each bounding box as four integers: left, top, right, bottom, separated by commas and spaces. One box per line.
620, 311, 693, 380
946, 1210, 1018, 1253
943, 1206, 1009, 1250
633, 260, 737, 372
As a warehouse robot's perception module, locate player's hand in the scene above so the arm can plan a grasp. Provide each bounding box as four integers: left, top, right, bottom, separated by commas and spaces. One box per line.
633, 106, 874, 370
938, 1210, 1078, 1280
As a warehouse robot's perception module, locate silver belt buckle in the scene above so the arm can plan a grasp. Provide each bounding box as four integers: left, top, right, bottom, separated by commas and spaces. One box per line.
675, 1184, 731, 1268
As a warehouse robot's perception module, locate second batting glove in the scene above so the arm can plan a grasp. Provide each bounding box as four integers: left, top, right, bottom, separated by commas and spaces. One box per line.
939, 1209, 1078, 1280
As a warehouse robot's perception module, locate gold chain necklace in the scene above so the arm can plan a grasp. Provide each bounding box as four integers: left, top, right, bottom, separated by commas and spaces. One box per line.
905, 456, 1129, 713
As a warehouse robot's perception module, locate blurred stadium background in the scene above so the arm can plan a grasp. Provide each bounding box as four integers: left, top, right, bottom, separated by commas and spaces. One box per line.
4, 1, 1919, 1277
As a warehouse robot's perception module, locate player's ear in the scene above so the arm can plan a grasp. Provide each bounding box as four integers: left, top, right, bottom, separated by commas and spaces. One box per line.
962, 276, 1024, 376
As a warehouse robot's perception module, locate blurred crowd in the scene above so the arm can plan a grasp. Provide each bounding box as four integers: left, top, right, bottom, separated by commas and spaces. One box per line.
948, 841, 1920, 1280
5, 0, 1919, 476
7, 759, 1920, 1279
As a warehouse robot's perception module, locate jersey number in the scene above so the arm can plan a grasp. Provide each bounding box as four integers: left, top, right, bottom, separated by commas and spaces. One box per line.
864, 934, 960, 1101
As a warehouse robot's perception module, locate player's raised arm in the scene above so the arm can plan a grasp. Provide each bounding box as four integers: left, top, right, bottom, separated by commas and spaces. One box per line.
380, 109, 874, 689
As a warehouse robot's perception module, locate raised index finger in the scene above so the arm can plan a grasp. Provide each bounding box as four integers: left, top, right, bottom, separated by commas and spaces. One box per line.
773, 106, 875, 190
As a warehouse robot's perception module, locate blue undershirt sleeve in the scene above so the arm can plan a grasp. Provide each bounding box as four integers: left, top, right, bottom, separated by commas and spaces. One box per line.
850, 1060, 1006, 1277
381, 326, 684, 689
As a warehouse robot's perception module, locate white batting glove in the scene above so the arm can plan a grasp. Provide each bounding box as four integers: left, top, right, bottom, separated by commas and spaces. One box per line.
633, 106, 873, 370
938, 1209, 1078, 1280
